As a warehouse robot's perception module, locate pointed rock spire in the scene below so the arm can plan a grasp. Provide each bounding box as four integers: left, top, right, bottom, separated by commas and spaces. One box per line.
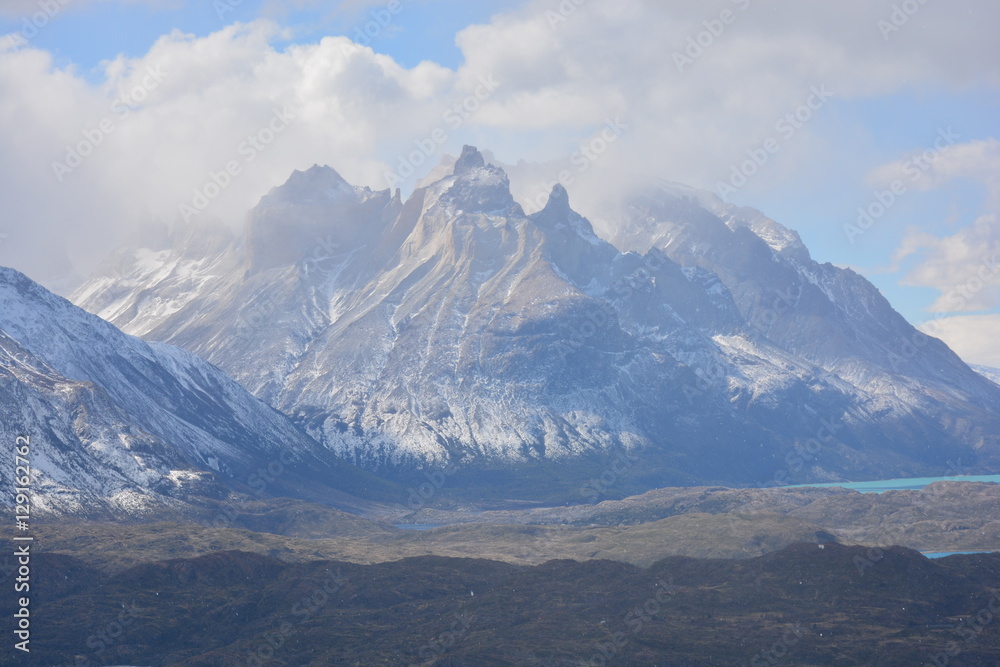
542, 184, 571, 216
453, 145, 486, 175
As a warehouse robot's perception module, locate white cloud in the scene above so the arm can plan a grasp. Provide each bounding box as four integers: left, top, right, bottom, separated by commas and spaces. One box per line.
919, 314, 1000, 367
0, 0, 999, 292
870, 139, 1000, 312
449, 0, 1000, 204
0, 21, 459, 288
898, 215, 1000, 313
869, 138, 1000, 206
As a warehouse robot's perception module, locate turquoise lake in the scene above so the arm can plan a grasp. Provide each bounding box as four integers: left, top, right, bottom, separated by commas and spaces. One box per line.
924, 551, 998, 558
789, 474, 1000, 493
394, 523, 443, 531
788, 475, 999, 558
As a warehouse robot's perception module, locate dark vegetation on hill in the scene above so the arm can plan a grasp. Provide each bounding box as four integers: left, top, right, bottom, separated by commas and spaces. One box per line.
2, 543, 998, 665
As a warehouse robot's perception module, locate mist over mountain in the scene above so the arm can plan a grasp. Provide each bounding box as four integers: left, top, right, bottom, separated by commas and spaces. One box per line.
71, 147, 1000, 496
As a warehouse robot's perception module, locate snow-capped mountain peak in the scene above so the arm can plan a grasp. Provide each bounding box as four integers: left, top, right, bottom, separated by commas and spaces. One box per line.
433, 145, 523, 217
70, 148, 1000, 492
1, 266, 386, 515
454, 144, 487, 174
263, 164, 355, 204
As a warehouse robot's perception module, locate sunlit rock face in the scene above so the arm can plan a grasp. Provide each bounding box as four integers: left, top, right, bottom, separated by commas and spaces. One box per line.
72, 146, 1000, 489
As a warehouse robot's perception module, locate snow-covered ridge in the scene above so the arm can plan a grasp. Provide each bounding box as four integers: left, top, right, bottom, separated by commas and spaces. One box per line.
69, 147, 1000, 486
973, 364, 1000, 388
0, 266, 373, 515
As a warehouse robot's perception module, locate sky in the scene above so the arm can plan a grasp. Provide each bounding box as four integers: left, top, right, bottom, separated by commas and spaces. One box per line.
0, 0, 998, 365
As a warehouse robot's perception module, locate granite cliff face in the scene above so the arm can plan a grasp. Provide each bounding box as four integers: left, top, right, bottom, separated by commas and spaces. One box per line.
71, 147, 1000, 490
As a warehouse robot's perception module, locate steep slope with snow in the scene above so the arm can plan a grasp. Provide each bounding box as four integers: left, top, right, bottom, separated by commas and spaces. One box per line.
973, 365, 1000, 388
72, 148, 1000, 492
0, 267, 388, 514
595, 183, 1000, 412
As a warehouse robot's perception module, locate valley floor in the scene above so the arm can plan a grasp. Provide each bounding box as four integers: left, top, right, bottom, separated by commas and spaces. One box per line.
2, 481, 999, 664
2, 541, 999, 665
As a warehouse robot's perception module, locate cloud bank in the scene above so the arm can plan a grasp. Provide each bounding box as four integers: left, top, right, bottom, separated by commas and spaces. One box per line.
0, 0, 997, 292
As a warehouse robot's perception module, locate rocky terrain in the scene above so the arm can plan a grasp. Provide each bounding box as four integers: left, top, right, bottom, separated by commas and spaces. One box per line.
70, 147, 1000, 496
3, 541, 997, 665
0, 266, 394, 516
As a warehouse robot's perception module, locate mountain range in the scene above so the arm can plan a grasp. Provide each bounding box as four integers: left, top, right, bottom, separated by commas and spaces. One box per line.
2, 149, 999, 665
67, 146, 1000, 500
0, 267, 390, 516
